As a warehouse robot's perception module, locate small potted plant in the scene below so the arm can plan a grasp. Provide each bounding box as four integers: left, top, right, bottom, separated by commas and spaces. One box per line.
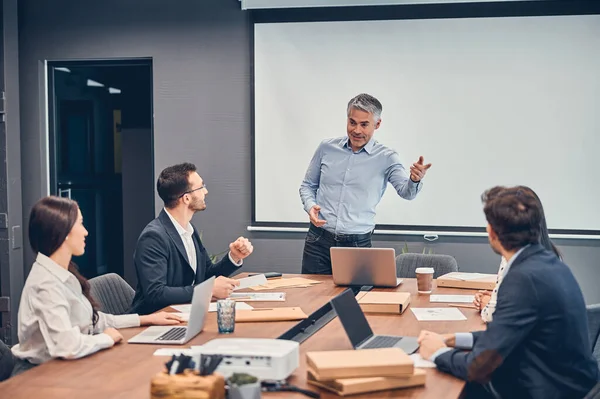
227, 373, 261, 399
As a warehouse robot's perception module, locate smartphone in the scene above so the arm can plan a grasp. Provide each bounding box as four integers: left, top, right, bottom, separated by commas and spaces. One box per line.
249, 272, 282, 279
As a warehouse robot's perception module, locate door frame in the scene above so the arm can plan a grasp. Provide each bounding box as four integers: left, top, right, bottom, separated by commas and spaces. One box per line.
46, 58, 154, 197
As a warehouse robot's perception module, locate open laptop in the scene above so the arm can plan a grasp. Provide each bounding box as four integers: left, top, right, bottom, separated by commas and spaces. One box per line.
330, 288, 419, 354
331, 247, 403, 287
128, 276, 215, 345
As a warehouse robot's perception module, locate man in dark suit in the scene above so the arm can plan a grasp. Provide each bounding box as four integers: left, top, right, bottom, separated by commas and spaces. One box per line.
130, 163, 254, 315
418, 186, 599, 399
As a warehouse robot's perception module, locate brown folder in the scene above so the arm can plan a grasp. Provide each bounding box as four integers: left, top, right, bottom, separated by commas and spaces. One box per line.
306, 348, 414, 381
307, 367, 426, 396
355, 291, 411, 314
437, 272, 497, 290
234, 307, 308, 322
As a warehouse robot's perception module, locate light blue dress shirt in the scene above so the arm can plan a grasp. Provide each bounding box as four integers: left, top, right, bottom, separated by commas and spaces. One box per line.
299, 137, 421, 235
429, 245, 530, 362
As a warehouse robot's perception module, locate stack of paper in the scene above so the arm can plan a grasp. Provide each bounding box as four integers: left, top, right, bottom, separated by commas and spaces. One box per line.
429, 295, 475, 303
410, 307, 467, 321
250, 277, 322, 291
233, 274, 268, 291
229, 292, 286, 302
446, 273, 490, 281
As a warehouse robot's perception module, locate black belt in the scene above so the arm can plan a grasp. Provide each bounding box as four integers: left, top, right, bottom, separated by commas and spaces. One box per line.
312, 225, 372, 243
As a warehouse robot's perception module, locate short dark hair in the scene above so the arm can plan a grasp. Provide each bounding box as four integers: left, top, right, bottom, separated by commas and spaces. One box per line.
481, 186, 542, 251
157, 162, 197, 208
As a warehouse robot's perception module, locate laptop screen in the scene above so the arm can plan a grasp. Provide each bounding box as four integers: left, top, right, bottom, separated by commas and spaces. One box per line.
330, 289, 374, 348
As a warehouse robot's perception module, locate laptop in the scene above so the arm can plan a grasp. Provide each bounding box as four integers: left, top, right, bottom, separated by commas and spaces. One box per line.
330, 288, 419, 354
128, 276, 215, 345
331, 247, 403, 287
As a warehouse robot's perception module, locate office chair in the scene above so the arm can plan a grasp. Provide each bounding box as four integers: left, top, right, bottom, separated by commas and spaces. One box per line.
395, 253, 459, 279
89, 273, 135, 315
0, 339, 14, 382
586, 303, 600, 367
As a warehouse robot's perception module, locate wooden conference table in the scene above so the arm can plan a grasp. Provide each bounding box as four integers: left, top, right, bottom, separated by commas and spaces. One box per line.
0, 274, 485, 398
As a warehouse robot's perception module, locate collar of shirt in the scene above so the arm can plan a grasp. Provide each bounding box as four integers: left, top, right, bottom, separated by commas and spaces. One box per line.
503, 244, 530, 275
164, 208, 194, 238
35, 252, 72, 283
342, 136, 376, 154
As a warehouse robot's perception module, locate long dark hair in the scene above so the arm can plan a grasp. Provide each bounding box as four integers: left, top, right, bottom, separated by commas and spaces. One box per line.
516, 186, 561, 259
28, 196, 99, 325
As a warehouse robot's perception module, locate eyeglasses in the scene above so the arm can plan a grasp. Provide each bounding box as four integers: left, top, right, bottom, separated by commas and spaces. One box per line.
179, 184, 206, 198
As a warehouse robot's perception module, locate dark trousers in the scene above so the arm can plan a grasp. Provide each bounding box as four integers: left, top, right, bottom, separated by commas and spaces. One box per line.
301, 224, 372, 275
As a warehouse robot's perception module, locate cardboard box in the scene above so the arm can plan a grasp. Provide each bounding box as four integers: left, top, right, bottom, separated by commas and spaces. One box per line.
355, 291, 411, 314
437, 272, 497, 290
307, 368, 426, 396
306, 348, 413, 381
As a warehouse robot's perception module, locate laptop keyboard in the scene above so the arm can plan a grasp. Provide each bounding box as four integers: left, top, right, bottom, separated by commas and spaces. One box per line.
156, 327, 187, 341
363, 335, 402, 349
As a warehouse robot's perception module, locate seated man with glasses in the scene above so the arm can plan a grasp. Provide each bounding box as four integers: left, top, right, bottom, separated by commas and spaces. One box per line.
130, 162, 254, 315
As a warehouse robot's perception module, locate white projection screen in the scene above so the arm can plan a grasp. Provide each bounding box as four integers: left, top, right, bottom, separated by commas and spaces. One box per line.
253, 15, 600, 235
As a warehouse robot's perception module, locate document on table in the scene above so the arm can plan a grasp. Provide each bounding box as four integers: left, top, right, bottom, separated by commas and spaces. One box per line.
153, 348, 200, 356
447, 273, 490, 280
172, 302, 253, 320
410, 353, 437, 368
233, 274, 268, 291
171, 304, 191, 313
229, 292, 286, 302
411, 307, 467, 321
430, 295, 475, 303
208, 302, 253, 312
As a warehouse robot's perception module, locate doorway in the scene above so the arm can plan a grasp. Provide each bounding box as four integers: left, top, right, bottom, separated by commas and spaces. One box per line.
47, 60, 154, 281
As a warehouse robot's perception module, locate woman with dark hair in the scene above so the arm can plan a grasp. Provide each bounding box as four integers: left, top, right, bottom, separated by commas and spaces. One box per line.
10, 196, 182, 376
474, 186, 562, 322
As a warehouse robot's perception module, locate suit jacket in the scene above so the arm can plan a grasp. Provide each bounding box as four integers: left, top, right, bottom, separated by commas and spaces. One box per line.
129, 210, 240, 315
435, 244, 599, 399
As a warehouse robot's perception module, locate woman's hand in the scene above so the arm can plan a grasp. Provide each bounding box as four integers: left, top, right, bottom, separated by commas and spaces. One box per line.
103, 327, 123, 344
140, 312, 185, 326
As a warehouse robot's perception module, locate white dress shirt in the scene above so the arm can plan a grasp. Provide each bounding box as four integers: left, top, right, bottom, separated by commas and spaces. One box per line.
164, 209, 243, 276
165, 208, 197, 273
11, 253, 140, 364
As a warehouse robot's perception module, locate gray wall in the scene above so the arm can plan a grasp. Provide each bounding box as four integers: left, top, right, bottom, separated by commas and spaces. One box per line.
1, 0, 24, 345
18, 0, 600, 307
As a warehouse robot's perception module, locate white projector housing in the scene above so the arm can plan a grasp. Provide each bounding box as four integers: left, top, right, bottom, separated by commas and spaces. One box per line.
196, 338, 299, 381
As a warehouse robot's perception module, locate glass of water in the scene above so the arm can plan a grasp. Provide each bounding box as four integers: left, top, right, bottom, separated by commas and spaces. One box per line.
217, 299, 236, 334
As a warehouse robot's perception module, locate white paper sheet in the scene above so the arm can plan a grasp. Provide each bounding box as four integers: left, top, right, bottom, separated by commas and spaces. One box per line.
233, 274, 268, 290
430, 295, 475, 303
208, 302, 254, 312
448, 273, 490, 281
229, 292, 286, 302
171, 304, 191, 313
153, 348, 200, 356
410, 353, 437, 368
411, 307, 467, 321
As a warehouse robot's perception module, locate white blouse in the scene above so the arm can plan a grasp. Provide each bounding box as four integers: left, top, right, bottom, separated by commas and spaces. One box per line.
481, 257, 508, 323
11, 253, 140, 364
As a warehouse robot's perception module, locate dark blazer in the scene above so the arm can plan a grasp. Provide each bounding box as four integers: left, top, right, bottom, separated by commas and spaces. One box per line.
129, 210, 240, 315
435, 244, 599, 399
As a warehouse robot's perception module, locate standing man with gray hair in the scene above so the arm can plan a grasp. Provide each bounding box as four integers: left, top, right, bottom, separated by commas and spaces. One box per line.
299, 93, 432, 274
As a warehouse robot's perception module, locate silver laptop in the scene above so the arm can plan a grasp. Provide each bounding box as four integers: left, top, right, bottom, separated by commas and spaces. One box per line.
330, 288, 419, 354
331, 247, 403, 287
128, 276, 215, 345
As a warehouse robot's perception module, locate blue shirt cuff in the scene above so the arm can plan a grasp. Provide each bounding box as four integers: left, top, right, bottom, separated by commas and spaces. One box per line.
455, 333, 474, 349
429, 347, 452, 362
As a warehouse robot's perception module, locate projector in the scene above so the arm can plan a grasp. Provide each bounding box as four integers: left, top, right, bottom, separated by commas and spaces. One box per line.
195, 338, 299, 381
